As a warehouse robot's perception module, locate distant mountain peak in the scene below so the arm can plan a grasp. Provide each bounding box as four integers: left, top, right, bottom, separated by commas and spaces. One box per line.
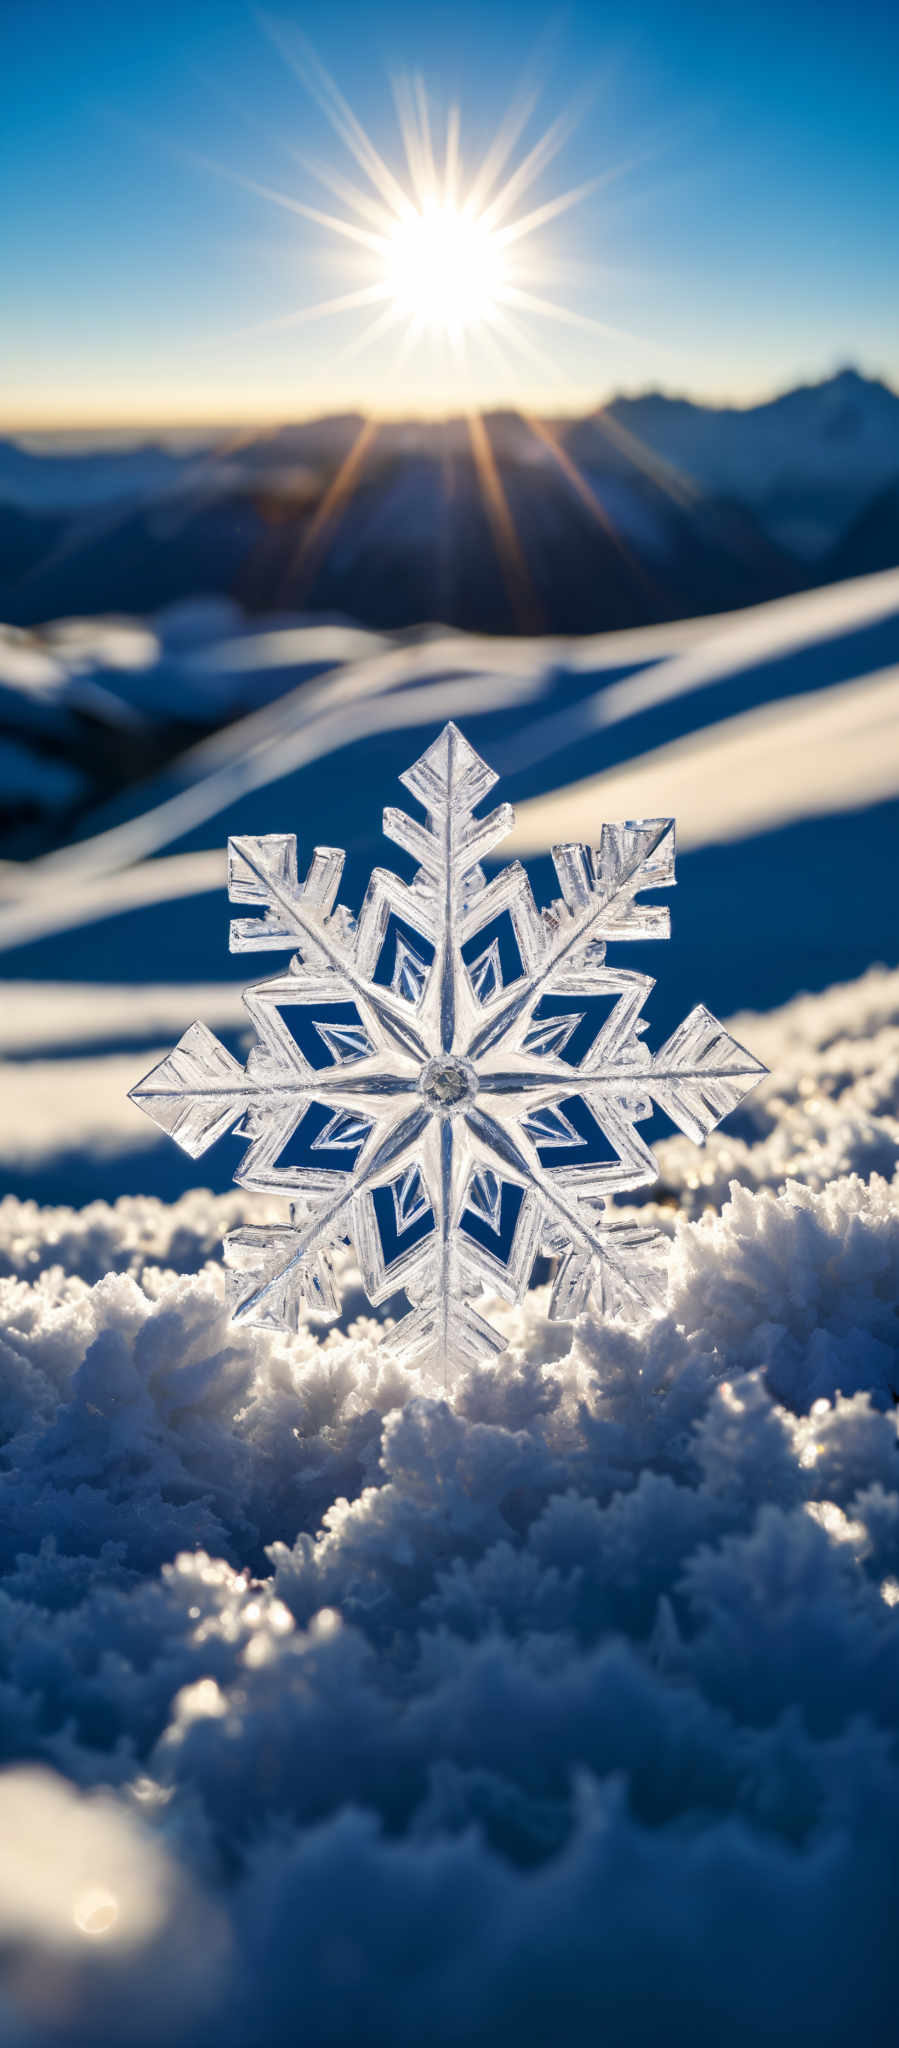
606, 365, 896, 422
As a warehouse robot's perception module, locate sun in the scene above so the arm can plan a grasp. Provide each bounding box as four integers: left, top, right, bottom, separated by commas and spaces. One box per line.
382, 203, 505, 339
210, 27, 632, 382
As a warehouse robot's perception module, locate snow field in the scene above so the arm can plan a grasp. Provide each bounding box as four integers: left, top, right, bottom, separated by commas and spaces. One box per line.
0, 963, 898, 2044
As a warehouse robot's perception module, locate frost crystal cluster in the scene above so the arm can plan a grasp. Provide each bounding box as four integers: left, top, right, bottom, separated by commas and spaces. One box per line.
131, 724, 766, 1377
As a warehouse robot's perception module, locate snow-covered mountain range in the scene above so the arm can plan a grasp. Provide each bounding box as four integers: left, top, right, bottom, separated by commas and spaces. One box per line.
2, 371, 898, 633
597, 367, 899, 556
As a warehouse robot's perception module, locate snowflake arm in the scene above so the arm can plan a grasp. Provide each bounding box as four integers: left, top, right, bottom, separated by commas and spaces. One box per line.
229, 834, 428, 1064
129, 722, 768, 1384
465, 819, 675, 1063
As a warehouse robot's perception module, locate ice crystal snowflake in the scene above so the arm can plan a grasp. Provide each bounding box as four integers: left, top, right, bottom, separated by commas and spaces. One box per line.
130, 725, 767, 1381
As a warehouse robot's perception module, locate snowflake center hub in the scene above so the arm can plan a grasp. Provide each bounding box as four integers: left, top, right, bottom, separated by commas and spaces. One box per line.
419, 1055, 478, 1112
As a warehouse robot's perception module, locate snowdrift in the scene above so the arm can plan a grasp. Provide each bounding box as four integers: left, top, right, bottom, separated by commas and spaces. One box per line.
0, 963, 898, 2044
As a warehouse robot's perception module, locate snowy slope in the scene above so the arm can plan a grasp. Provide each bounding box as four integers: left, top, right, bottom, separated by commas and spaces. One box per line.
0, 603, 391, 756
0, 605, 394, 847
0, 567, 897, 1200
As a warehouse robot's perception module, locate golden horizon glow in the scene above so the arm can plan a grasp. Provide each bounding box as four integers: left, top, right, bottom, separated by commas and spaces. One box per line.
0, 384, 609, 436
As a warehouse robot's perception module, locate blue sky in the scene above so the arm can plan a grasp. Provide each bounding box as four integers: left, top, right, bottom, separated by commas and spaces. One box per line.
2, 0, 898, 428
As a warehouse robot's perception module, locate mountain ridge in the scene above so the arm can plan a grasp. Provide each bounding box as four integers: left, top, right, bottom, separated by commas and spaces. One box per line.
1, 370, 898, 636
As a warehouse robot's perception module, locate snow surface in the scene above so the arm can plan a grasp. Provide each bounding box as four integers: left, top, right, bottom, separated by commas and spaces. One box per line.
0, 604, 393, 778
1, 960, 899, 2044
508, 655, 899, 854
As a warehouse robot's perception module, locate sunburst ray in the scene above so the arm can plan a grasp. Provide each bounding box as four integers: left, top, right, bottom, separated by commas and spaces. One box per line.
202, 283, 392, 353
392, 74, 429, 203
444, 104, 460, 207
482, 307, 558, 380
499, 284, 646, 346
297, 155, 398, 235
459, 80, 540, 218
478, 102, 587, 229
285, 416, 380, 597
259, 15, 415, 220
522, 413, 645, 574
334, 299, 411, 363
466, 412, 541, 633
414, 75, 438, 195
585, 407, 697, 506
494, 179, 599, 248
